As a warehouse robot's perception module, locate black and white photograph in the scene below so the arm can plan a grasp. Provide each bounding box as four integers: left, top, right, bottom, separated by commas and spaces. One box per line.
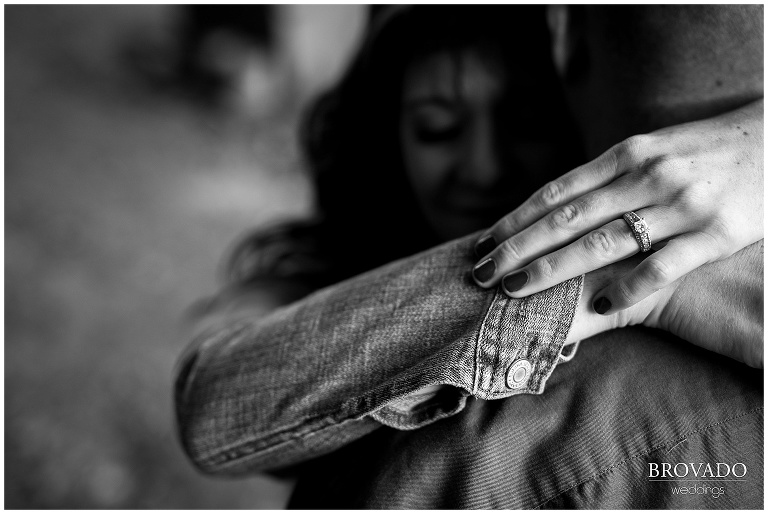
5, 3, 764, 509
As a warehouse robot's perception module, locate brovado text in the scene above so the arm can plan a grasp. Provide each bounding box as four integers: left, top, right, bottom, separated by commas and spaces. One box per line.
648, 462, 747, 479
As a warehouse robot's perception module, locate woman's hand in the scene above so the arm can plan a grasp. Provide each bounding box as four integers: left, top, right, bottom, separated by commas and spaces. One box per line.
567, 240, 763, 368
564, 253, 668, 345
472, 99, 763, 315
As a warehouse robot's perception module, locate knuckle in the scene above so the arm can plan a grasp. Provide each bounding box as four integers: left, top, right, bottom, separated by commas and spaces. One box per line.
613, 279, 636, 306
500, 215, 521, 237
614, 134, 650, 165
549, 203, 580, 230
707, 217, 731, 239
702, 219, 735, 253
640, 257, 673, 288
583, 229, 618, 259
642, 155, 680, 183
532, 256, 556, 281
538, 180, 566, 208
498, 238, 524, 263
676, 182, 710, 214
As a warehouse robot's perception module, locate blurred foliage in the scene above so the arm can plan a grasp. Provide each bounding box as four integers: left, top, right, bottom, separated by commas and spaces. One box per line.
2, 5, 357, 508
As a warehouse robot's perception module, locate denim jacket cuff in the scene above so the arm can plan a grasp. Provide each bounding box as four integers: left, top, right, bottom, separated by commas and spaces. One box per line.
370, 274, 584, 430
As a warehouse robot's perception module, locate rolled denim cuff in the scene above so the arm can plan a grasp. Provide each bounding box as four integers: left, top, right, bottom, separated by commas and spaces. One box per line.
559, 341, 580, 364
370, 275, 583, 430
473, 274, 584, 399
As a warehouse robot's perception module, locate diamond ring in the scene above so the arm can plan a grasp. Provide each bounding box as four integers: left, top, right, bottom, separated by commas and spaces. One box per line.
623, 211, 652, 252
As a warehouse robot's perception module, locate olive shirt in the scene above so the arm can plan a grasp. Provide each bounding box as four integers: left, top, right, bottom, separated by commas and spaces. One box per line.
175, 233, 763, 508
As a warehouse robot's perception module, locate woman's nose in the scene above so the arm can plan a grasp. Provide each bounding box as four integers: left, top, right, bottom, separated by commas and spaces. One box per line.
460, 119, 504, 188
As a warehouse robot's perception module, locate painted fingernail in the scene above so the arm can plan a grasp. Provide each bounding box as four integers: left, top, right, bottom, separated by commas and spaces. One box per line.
474, 235, 497, 258
502, 271, 528, 294
473, 258, 496, 283
593, 297, 611, 315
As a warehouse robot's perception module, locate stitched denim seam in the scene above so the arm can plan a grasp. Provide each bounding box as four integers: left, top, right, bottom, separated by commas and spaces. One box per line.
200, 414, 372, 470
474, 288, 505, 395
201, 369, 476, 467
202, 381, 472, 467
198, 409, 349, 467
533, 406, 765, 509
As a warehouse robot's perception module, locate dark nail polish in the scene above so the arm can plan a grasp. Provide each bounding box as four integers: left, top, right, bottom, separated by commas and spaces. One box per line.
593, 297, 612, 314
473, 259, 496, 283
475, 235, 497, 258
502, 271, 528, 293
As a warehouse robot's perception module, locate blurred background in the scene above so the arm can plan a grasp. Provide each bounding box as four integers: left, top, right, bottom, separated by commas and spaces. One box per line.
5, 4, 370, 508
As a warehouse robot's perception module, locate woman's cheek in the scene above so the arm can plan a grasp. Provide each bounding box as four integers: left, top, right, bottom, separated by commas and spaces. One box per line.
405, 145, 456, 199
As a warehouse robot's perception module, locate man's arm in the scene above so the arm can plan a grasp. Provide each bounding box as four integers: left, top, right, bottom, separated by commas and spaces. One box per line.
657, 240, 764, 368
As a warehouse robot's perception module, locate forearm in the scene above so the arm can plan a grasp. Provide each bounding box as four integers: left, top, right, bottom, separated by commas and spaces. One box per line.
175, 233, 582, 474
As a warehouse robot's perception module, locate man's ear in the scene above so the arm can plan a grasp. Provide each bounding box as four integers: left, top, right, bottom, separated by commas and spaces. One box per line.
546, 5, 587, 81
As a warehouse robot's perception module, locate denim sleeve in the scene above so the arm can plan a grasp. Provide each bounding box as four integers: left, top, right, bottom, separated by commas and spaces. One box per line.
175, 232, 583, 474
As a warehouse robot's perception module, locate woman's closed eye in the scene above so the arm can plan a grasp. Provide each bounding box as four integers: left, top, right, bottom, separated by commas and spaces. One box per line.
407, 104, 464, 144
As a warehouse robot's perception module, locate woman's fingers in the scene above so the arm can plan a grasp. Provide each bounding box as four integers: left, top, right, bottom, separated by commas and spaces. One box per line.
479, 206, 677, 297
591, 232, 720, 315
475, 142, 627, 258
472, 173, 658, 288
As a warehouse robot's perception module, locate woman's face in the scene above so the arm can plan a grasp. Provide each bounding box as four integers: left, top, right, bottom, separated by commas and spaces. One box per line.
400, 48, 566, 241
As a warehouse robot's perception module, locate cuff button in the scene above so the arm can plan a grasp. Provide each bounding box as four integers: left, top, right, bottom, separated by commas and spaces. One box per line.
506, 359, 532, 389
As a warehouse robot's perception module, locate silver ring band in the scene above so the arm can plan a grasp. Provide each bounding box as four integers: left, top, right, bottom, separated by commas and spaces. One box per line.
623, 211, 652, 252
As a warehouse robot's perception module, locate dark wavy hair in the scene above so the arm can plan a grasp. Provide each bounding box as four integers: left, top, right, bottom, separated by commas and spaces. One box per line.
224, 5, 582, 292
